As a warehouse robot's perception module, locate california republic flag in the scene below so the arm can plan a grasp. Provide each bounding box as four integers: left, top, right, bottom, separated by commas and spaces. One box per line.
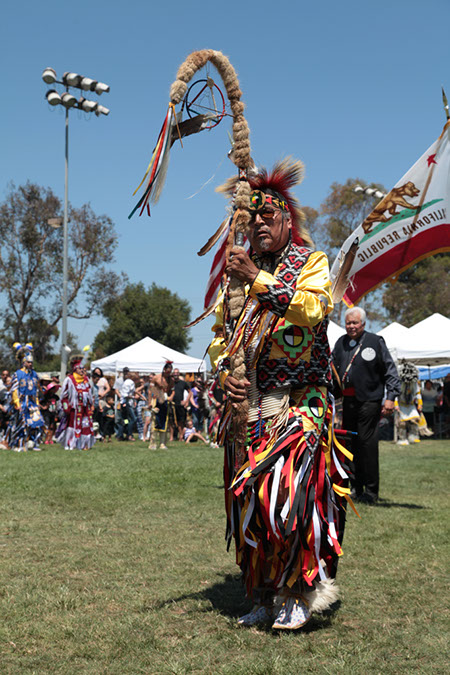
331, 120, 450, 306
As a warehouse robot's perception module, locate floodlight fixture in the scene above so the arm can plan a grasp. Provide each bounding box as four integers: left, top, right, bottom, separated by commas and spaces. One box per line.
48, 217, 63, 228
63, 71, 82, 87
46, 89, 61, 106
61, 92, 77, 108
79, 97, 98, 113
94, 81, 110, 95
80, 77, 96, 91
95, 104, 110, 116
354, 184, 386, 199
42, 67, 57, 84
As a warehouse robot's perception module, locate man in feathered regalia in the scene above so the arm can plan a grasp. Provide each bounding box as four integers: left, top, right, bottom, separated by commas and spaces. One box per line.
396, 361, 431, 444
56, 354, 95, 451
9, 342, 44, 452
209, 159, 353, 630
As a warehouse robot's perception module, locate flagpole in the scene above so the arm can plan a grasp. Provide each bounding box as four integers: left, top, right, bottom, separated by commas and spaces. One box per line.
442, 88, 450, 121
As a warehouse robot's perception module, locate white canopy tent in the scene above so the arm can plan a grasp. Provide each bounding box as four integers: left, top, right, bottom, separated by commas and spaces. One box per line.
394, 313, 450, 365
327, 320, 346, 349
377, 321, 410, 361
90, 336, 206, 375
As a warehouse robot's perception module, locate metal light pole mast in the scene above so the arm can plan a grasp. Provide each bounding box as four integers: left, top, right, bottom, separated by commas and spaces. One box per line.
42, 68, 110, 381
61, 104, 69, 381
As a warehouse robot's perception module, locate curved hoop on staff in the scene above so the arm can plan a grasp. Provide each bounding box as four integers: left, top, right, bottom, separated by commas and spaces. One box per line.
130, 49, 253, 446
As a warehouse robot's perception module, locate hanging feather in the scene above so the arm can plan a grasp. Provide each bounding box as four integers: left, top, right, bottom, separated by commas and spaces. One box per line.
184, 293, 224, 328
197, 217, 229, 256
128, 105, 174, 219
170, 114, 216, 147
331, 237, 359, 303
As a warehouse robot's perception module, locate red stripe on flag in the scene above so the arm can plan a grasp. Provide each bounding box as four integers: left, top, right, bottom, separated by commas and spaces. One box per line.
344, 223, 450, 305
204, 236, 228, 308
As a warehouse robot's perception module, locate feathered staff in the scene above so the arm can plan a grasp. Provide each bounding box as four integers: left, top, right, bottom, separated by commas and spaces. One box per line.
130, 49, 253, 448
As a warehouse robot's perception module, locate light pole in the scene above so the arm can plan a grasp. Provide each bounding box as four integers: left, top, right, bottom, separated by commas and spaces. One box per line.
42, 67, 110, 381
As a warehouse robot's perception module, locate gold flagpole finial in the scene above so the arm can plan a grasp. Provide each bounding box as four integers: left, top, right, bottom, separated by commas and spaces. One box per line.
442, 87, 450, 121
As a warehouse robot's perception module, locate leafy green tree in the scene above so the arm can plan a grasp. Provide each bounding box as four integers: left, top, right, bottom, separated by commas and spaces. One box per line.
382, 253, 450, 326
318, 178, 387, 257
318, 178, 388, 324
94, 282, 192, 355
0, 182, 122, 364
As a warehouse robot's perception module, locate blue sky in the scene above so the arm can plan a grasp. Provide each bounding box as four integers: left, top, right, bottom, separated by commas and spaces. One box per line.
1, 0, 449, 358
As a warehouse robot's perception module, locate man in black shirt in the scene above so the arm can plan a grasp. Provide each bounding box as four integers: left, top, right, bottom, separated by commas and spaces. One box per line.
172, 369, 190, 441
332, 307, 400, 503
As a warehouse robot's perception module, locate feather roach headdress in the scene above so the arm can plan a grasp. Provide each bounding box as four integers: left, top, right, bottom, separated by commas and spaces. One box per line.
13, 342, 34, 363
216, 157, 312, 248
399, 361, 419, 383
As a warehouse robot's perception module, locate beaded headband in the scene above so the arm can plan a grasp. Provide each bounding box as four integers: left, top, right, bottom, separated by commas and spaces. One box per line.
249, 190, 288, 212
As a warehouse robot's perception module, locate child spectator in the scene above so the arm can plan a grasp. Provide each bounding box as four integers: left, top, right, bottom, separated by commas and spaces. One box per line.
103, 394, 116, 442
183, 418, 208, 445
40, 382, 60, 444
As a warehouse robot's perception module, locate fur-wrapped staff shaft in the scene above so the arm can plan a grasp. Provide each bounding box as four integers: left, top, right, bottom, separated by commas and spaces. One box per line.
131, 49, 253, 449
171, 49, 253, 451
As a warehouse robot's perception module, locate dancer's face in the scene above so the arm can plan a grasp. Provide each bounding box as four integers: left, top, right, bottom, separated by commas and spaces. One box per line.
248, 206, 292, 255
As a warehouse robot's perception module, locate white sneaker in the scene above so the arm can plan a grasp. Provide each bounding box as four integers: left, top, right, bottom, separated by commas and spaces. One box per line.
237, 605, 272, 627
272, 596, 311, 630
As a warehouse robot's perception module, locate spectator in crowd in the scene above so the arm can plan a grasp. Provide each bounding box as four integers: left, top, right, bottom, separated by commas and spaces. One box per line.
102, 394, 116, 442
183, 418, 208, 445
56, 354, 95, 451
421, 379, 439, 431
40, 382, 60, 445
188, 377, 207, 436
332, 307, 400, 503
114, 368, 127, 440
134, 377, 148, 440
96, 370, 111, 400
143, 373, 156, 443
91, 368, 103, 440
171, 368, 190, 441
442, 373, 450, 437
0, 369, 10, 394
0, 375, 12, 448
150, 361, 174, 450
120, 369, 137, 441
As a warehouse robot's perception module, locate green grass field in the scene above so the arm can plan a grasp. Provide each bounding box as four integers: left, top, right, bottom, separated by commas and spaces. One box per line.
1, 439, 449, 674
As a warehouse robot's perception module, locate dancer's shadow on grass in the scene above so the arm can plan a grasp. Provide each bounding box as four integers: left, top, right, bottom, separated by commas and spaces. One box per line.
202, 575, 339, 632
154, 573, 339, 633
374, 497, 427, 510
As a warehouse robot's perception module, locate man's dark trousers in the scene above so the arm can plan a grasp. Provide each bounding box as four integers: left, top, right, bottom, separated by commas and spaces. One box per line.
343, 397, 382, 501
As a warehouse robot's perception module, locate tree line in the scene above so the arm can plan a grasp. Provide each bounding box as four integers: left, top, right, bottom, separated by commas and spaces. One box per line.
0, 181, 447, 369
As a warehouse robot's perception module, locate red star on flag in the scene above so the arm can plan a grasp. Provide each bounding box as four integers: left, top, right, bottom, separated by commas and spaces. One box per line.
427, 153, 437, 166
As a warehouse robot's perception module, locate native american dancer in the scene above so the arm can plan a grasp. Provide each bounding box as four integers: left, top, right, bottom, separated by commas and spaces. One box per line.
395, 361, 432, 444
149, 361, 174, 450
9, 342, 44, 452
56, 354, 95, 450
128, 49, 355, 630
208, 160, 355, 630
